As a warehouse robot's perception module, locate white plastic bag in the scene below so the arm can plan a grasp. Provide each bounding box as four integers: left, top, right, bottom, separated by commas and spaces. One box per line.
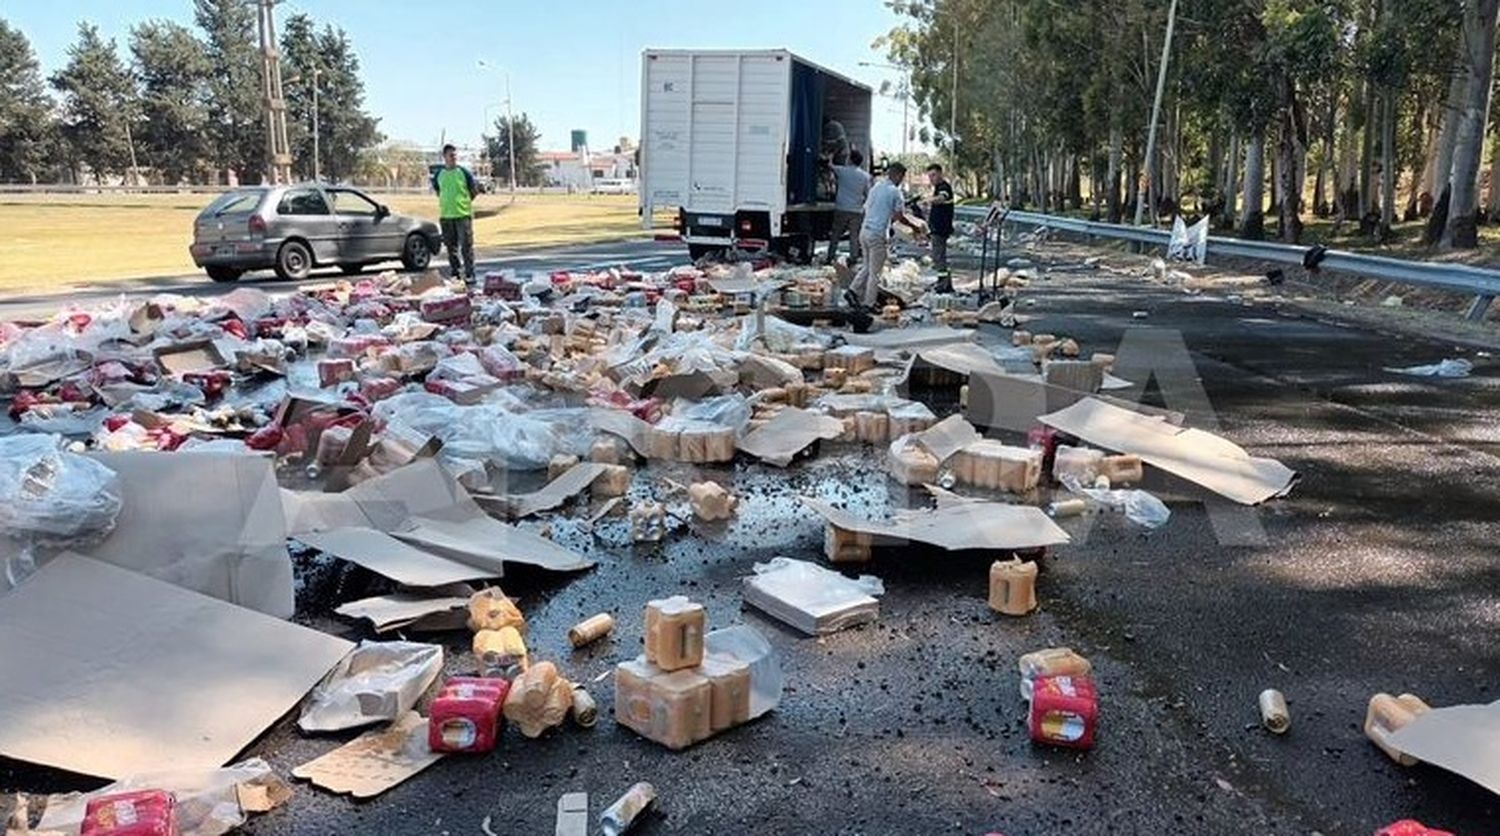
705, 625, 783, 719
0, 434, 123, 543
1383, 358, 1473, 378
299, 640, 444, 733
38, 757, 288, 836
1167, 216, 1209, 264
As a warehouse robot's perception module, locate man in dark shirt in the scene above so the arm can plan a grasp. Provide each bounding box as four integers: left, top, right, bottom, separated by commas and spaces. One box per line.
925, 163, 955, 276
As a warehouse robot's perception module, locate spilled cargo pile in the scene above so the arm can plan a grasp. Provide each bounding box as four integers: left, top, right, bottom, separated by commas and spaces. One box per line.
0, 252, 1484, 835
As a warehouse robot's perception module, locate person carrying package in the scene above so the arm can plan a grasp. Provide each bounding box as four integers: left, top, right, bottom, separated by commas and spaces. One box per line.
924, 163, 955, 279
825, 149, 871, 266
845, 162, 922, 311
431, 143, 479, 283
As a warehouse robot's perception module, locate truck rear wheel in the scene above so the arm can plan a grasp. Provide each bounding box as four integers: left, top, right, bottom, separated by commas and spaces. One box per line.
688, 244, 726, 263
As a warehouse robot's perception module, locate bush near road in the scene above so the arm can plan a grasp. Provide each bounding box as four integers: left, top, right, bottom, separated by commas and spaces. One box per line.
0, 191, 645, 291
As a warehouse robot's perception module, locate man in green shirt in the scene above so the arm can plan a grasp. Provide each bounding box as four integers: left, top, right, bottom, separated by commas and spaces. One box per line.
430, 143, 479, 282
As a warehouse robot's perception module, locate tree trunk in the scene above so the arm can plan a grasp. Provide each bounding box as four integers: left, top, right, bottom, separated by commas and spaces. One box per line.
1380, 87, 1398, 238
1224, 133, 1240, 229
1068, 154, 1083, 210
1107, 112, 1123, 223
1486, 139, 1500, 218
1315, 85, 1337, 216
1279, 76, 1307, 243
1426, 60, 1471, 243
1444, 0, 1500, 248
1125, 150, 1140, 220
1241, 130, 1266, 239
1359, 79, 1376, 221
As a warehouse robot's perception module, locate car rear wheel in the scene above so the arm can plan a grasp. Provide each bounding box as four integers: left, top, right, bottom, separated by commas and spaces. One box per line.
205, 266, 242, 283
400, 233, 432, 271
274, 240, 313, 281
339, 263, 365, 276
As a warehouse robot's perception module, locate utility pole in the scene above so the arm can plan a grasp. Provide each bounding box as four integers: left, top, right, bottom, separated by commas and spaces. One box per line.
1134, 0, 1178, 226
312, 67, 321, 182
256, 0, 292, 185
950, 12, 959, 166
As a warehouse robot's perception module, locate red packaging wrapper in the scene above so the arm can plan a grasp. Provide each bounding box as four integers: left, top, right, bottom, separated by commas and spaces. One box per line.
482, 273, 523, 300
82, 790, 178, 836
182, 371, 230, 401
1375, 822, 1454, 836
219, 318, 248, 340
420, 295, 473, 324
1026, 425, 1063, 474
317, 358, 356, 389
1027, 675, 1098, 750
245, 425, 284, 451
359, 375, 403, 403
429, 677, 510, 754
103, 414, 132, 433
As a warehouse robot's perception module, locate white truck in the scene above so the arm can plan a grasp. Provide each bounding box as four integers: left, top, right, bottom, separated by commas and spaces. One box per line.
638, 49, 874, 262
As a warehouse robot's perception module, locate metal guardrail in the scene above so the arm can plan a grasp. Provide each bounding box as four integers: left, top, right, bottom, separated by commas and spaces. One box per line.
956, 206, 1499, 321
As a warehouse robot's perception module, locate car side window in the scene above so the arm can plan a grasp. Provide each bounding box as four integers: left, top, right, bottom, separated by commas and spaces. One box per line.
277, 189, 330, 216
329, 189, 380, 217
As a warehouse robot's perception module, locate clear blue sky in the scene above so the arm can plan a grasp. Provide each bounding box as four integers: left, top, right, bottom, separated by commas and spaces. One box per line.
7, 0, 927, 155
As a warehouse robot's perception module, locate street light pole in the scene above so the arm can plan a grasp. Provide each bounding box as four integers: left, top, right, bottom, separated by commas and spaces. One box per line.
478, 60, 518, 200
505, 72, 517, 199
859, 61, 913, 160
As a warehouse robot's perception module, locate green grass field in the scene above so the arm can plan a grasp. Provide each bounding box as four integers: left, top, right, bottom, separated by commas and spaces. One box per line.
0, 191, 649, 292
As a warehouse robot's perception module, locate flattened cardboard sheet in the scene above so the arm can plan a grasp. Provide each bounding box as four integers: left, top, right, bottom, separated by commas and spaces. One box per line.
492, 463, 609, 518
80, 451, 294, 618
911, 415, 982, 463
845, 326, 974, 350
0, 556, 352, 780
283, 459, 593, 575
737, 408, 843, 467
1389, 701, 1500, 797
802, 498, 1069, 552
292, 711, 442, 799
297, 528, 499, 587
334, 586, 473, 633
1039, 397, 1296, 505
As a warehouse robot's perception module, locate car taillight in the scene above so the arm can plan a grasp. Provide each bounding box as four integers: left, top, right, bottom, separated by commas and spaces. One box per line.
248, 215, 267, 235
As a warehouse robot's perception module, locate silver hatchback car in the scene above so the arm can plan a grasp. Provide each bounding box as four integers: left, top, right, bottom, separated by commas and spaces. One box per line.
189, 183, 443, 282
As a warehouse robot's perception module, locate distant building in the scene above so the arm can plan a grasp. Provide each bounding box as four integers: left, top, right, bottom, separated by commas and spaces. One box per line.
540, 137, 638, 192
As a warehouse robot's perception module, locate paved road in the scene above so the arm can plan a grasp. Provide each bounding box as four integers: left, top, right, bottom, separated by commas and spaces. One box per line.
0, 238, 688, 322
2, 239, 1497, 834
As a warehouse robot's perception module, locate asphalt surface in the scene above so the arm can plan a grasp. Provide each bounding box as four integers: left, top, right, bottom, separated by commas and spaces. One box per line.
0, 239, 688, 322
2, 238, 1498, 835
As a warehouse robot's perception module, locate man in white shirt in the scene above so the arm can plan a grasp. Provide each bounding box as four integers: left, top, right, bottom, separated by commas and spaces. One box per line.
846, 162, 921, 310
825, 149, 871, 265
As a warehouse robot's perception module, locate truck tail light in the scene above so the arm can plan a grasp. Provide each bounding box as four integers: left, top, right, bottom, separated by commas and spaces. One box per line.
739, 219, 753, 233
248, 215, 267, 236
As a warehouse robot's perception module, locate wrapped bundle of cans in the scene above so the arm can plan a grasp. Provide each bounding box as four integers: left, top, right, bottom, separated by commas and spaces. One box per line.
614, 596, 752, 750
1018, 647, 1098, 750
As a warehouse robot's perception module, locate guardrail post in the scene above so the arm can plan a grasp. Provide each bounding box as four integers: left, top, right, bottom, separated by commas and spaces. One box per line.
1465, 294, 1494, 321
